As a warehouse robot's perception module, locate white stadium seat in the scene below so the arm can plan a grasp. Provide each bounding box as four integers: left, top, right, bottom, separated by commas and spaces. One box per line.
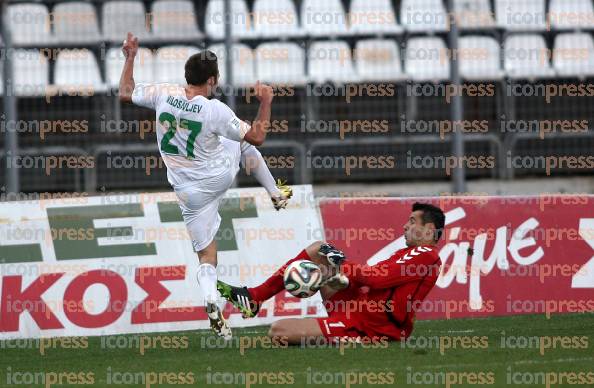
308, 40, 358, 83
400, 0, 449, 33
205, 0, 254, 40
355, 39, 406, 82
7, 3, 55, 45
405, 37, 450, 81
349, 0, 403, 35
549, 0, 594, 31
255, 42, 306, 85
106, 47, 155, 88
13, 50, 49, 96
458, 36, 504, 80
52, 2, 102, 43
553, 33, 594, 77
252, 0, 303, 38
495, 0, 547, 31
453, 0, 496, 29
54, 49, 106, 93
301, 0, 350, 37
151, 0, 203, 41
154, 45, 200, 84
102, 1, 151, 42
208, 43, 255, 87
504, 34, 555, 79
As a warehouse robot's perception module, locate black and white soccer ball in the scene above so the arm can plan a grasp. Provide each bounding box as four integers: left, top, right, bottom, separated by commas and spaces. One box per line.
283, 260, 323, 298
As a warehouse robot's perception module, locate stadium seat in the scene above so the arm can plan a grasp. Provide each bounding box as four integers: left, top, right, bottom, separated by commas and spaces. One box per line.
405, 37, 450, 81
205, 0, 254, 40
308, 40, 358, 83
301, 0, 350, 37
13, 50, 49, 96
151, 0, 203, 41
458, 36, 504, 80
102, 1, 151, 42
553, 33, 594, 78
154, 45, 200, 84
208, 43, 255, 86
549, 0, 594, 30
7, 3, 55, 45
255, 42, 306, 85
453, 0, 496, 29
252, 0, 303, 38
495, 0, 547, 31
355, 39, 406, 82
54, 49, 106, 93
400, 0, 449, 33
349, 0, 403, 35
52, 2, 102, 43
106, 47, 155, 88
504, 34, 555, 79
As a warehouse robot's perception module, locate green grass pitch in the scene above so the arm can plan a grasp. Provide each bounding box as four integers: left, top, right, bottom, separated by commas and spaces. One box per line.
1, 313, 593, 387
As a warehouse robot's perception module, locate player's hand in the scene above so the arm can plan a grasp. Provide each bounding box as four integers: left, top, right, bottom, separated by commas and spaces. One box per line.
253, 81, 274, 104
122, 32, 139, 59
319, 243, 346, 267
322, 273, 350, 291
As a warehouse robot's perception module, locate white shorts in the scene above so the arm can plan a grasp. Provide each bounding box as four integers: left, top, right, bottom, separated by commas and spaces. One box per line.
174, 139, 241, 252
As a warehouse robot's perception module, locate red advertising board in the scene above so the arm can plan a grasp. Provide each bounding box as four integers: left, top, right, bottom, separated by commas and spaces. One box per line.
319, 196, 594, 320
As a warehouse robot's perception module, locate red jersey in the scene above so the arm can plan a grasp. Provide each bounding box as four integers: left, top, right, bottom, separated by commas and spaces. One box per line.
318, 245, 441, 341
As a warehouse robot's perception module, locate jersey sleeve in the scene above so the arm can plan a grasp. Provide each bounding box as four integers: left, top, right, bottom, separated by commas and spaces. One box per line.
131, 83, 161, 110
210, 100, 251, 142
346, 248, 441, 290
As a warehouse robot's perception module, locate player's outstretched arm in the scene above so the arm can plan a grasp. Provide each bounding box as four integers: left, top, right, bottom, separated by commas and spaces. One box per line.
348, 250, 440, 289
118, 32, 139, 104
243, 81, 274, 146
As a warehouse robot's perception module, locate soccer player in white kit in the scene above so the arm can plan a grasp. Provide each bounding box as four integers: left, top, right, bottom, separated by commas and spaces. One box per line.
118, 33, 291, 339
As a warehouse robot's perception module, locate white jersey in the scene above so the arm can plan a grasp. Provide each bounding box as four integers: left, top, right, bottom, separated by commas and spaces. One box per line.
131, 83, 251, 188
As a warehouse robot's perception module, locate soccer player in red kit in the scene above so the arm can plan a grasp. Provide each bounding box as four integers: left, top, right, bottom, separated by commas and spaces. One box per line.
217, 202, 445, 343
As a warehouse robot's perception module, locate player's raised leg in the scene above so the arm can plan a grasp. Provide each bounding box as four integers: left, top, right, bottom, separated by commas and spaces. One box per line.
217, 241, 346, 317
239, 141, 293, 210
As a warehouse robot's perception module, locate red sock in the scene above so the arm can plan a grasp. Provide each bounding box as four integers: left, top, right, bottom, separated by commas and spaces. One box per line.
249, 249, 310, 303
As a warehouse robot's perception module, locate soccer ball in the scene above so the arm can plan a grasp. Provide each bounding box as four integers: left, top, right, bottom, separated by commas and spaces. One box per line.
283, 260, 323, 298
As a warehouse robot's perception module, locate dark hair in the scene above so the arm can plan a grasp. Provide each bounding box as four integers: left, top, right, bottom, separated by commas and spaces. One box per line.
412, 202, 445, 241
185, 50, 219, 86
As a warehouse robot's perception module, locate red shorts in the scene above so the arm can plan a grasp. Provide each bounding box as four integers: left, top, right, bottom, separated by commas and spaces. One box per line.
315, 287, 369, 341
315, 286, 404, 341
316, 315, 367, 340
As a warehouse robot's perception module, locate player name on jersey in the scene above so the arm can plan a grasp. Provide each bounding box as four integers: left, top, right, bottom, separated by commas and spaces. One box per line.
166, 96, 202, 113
